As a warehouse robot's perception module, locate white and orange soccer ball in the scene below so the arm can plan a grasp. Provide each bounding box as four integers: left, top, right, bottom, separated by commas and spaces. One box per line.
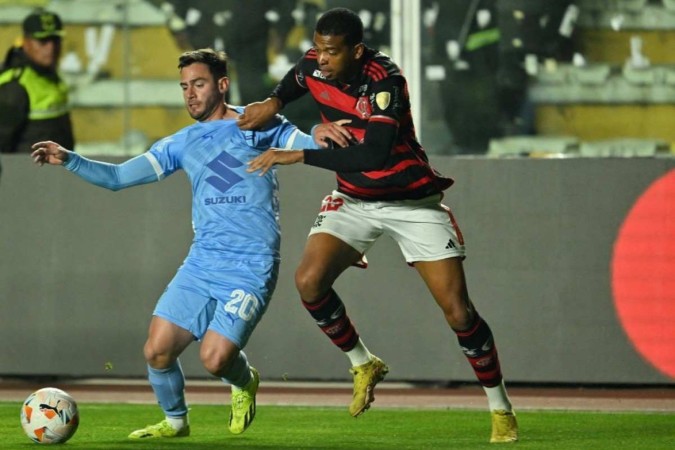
20, 387, 80, 444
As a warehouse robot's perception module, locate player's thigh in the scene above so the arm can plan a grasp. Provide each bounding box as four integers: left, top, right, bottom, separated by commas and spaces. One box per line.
208, 259, 279, 350
145, 316, 195, 360
297, 232, 363, 286
153, 266, 217, 341
415, 258, 475, 329
384, 198, 466, 263
414, 257, 469, 306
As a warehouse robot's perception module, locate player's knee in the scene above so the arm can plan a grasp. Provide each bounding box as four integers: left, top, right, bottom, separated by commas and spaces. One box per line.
295, 268, 335, 303
444, 305, 474, 331
446, 311, 472, 330
143, 343, 174, 369
437, 296, 473, 330
200, 346, 233, 376
295, 266, 329, 301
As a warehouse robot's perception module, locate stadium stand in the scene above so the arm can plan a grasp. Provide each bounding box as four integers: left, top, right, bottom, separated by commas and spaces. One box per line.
0, 0, 191, 155
517, 0, 675, 154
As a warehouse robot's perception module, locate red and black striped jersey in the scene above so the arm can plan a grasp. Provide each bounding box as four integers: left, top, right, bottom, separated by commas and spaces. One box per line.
271, 46, 453, 201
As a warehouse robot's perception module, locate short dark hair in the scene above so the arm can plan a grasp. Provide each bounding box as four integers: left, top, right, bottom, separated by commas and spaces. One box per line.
178, 48, 228, 81
315, 8, 364, 47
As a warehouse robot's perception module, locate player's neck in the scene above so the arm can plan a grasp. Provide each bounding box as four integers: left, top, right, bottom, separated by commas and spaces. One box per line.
222, 105, 239, 120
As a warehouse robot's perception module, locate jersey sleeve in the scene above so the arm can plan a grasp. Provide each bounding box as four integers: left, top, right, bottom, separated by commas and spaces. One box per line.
368, 75, 408, 125
247, 114, 319, 150
302, 120, 396, 172
63, 151, 163, 191
302, 76, 405, 172
147, 135, 183, 176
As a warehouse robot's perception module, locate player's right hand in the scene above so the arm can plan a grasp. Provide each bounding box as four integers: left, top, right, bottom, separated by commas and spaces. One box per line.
237, 97, 282, 130
31, 141, 69, 166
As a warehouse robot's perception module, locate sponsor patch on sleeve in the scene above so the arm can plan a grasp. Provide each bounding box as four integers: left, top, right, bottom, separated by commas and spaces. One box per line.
375, 91, 391, 110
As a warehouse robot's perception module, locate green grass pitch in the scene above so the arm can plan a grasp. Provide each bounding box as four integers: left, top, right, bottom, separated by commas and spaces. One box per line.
2, 402, 674, 449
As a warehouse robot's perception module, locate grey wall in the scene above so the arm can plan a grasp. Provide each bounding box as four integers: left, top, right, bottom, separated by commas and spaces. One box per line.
1, 154, 673, 385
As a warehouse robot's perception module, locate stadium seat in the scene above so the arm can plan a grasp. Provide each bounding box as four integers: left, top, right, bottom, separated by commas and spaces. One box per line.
578, 0, 648, 13
488, 136, 580, 158
570, 63, 612, 85
579, 138, 670, 157
622, 63, 661, 84
534, 65, 570, 84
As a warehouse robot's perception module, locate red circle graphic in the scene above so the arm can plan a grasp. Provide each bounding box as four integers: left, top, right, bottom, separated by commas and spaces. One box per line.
611, 169, 675, 379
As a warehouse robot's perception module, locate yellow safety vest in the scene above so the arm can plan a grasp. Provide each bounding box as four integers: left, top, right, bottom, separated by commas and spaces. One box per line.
0, 65, 69, 120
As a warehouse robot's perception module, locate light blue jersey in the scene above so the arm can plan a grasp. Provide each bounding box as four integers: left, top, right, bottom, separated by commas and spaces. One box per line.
65, 108, 314, 263
63, 108, 317, 346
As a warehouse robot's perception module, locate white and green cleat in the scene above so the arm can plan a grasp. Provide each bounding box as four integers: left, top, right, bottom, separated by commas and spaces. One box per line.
128, 419, 190, 439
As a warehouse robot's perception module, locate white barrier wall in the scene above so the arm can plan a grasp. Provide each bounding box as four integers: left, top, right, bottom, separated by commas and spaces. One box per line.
1, 155, 674, 385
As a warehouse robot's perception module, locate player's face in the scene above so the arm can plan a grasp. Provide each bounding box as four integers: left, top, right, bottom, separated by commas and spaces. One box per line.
179, 62, 226, 121
23, 36, 61, 70
312, 32, 364, 83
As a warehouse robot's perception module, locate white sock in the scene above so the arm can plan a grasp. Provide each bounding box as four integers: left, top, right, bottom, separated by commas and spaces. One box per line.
345, 338, 373, 367
165, 415, 188, 430
483, 380, 513, 412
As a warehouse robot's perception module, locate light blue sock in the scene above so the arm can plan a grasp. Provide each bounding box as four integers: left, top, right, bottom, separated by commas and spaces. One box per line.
221, 351, 251, 389
148, 360, 188, 417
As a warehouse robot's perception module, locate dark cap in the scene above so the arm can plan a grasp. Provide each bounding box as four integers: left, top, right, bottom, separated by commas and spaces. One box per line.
22, 10, 64, 39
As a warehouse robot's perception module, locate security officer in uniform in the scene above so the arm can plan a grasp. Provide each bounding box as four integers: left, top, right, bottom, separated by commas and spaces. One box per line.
0, 9, 74, 154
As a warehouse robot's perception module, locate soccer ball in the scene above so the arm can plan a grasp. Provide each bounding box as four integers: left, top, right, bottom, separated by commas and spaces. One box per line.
20, 387, 80, 444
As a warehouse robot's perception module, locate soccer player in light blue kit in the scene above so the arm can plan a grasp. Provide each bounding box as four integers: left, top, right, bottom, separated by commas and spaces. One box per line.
31, 48, 346, 440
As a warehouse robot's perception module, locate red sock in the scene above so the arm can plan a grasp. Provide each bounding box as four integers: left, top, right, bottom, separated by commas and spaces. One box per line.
302, 289, 359, 351
455, 315, 503, 387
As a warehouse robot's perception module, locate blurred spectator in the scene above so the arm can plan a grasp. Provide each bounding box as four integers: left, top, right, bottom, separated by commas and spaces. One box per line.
154, 0, 296, 104
426, 0, 576, 154
270, 0, 327, 132
426, 0, 504, 154
496, 0, 576, 133
0, 9, 74, 154
327, 0, 390, 53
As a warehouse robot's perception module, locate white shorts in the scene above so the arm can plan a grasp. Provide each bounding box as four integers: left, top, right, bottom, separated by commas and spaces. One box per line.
308, 191, 466, 264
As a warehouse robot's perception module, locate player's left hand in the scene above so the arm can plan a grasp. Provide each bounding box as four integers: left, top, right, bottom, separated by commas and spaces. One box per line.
313, 119, 354, 148
247, 149, 304, 176
30, 141, 70, 166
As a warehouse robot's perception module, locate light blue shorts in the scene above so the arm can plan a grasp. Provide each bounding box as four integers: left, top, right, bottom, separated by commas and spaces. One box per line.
153, 258, 279, 349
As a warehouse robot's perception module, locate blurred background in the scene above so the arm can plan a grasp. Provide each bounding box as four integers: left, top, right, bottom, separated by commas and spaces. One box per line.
1, 0, 673, 386
1, 0, 674, 157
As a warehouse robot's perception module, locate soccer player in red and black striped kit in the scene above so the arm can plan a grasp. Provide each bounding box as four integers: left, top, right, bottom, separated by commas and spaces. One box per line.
242, 7, 517, 443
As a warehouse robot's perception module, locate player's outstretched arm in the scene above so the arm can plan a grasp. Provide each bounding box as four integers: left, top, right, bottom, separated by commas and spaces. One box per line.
237, 97, 283, 130
31, 141, 70, 166
32, 140, 162, 191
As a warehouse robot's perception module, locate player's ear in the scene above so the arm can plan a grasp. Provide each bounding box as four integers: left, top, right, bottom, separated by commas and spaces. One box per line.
353, 43, 365, 60
217, 76, 229, 94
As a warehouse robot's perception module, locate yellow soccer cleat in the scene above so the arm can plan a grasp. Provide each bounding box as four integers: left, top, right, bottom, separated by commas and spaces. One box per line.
128, 419, 190, 439
490, 409, 518, 443
229, 367, 260, 434
348, 356, 389, 417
